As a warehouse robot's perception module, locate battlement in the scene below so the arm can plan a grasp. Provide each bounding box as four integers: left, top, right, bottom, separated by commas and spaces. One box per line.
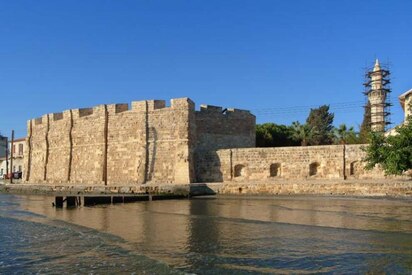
34, 117, 43, 125
79, 107, 94, 117
198, 104, 251, 114
53, 112, 64, 121
199, 104, 223, 113
105, 103, 129, 114
29, 98, 199, 128
131, 98, 194, 112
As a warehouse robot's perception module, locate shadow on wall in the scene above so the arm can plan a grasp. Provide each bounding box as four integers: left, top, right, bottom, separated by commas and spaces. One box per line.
195, 150, 223, 183
189, 184, 217, 196
147, 127, 157, 182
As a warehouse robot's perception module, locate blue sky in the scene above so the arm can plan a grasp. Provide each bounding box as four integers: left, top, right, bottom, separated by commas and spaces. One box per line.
1, 0, 411, 138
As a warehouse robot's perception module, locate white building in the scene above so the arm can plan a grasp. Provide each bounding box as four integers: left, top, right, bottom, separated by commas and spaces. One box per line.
399, 88, 412, 122
0, 137, 26, 179
385, 88, 412, 136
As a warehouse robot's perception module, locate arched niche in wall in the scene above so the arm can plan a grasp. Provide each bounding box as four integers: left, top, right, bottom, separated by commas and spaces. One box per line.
270, 163, 281, 177
234, 164, 246, 178
309, 162, 320, 176
350, 161, 363, 177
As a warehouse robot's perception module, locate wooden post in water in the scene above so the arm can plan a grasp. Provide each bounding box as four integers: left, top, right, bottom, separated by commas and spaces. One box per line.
55, 197, 64, 208
66, 197, 77, 208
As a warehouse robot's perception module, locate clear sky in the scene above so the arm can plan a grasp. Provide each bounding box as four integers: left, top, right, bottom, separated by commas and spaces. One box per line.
1, 0, 411, 138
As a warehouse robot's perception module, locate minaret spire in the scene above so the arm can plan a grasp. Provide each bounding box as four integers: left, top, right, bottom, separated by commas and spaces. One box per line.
363, 59, 392, 132
373, 59, 380, 72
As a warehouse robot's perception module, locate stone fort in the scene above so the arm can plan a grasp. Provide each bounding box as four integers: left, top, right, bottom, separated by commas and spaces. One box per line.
22, 60, 412, 187
23, 98, 256, 185
24, 95, 398, 186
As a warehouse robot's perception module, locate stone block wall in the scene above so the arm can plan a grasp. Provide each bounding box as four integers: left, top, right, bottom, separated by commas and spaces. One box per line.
345, 144, 386, 179
106, 103, 146, 185
24, 98, 197, 185
25, 116, 48, 182
25, 97, 387, 186
196, 144, 387, 183
46, 111, 72, 183
194, 105, 256, 182
195, 105, 255, 151
144, 98, 195, 184
70, 106, 106, 184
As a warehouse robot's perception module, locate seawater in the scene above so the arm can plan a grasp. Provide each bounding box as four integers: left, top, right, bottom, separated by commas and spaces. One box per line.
0, 193, 411, 274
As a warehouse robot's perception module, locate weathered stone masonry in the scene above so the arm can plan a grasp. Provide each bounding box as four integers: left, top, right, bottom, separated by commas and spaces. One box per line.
24, 98, 256, 185
24, 97, 389, 186
195, 145, 385, 183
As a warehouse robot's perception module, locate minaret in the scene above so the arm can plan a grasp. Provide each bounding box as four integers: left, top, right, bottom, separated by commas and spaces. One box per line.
364, 59, 391, 132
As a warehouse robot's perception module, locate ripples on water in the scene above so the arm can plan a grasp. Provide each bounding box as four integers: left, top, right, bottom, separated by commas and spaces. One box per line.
0, 193, 411, 274
0, 196, 180, 274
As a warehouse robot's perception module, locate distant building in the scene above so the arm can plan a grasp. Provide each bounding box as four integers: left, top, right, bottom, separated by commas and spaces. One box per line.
399, 88, 412, 122
0, 137, 26, 178
0, 135, 8, 178
385, 89, 412, 136
0, 135, 7, 158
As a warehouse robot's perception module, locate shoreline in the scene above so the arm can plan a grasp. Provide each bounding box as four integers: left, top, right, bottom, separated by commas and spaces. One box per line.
1, 179, 411, 199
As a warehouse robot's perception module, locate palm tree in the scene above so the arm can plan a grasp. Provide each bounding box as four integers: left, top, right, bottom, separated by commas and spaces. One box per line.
291, 121, 314, 146
334, 124, 358, 144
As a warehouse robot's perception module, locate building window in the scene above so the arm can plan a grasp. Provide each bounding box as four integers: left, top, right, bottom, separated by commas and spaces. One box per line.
0, 169, 3, 175
18, 165, 22, 172
309, 162, 320, 176
13, 145, 16, 154
19, 144, 23, 155
270, 163, 281, 177
13, 166, 16, 172
234, 164, 246, 177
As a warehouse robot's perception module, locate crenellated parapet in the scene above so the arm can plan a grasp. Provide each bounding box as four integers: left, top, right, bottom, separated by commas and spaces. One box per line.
198, 104, 252, 117
195, 103, 256, 151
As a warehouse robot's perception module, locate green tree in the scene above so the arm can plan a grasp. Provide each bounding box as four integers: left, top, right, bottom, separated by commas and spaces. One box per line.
291, 121, 314, 146
256, 123, 298, 147
333, 124, 359, 144
363, 117, 412, 176
359, 101, 371, 143
306, 105, 334, 145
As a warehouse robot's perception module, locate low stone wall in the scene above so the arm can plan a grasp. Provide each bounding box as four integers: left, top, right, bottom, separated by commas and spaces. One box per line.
191, 179, 412, 198
3, 180, 411, 198
196, 144, 388, 183
0, 182, 190, 196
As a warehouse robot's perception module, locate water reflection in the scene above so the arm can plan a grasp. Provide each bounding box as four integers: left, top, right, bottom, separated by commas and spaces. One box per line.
14, 195, 412, 273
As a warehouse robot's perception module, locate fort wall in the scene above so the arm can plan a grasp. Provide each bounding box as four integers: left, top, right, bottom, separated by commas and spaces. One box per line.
24, 97, 392, 186
25, 116, 48, 182
195, 145, 387, 183
46, 111, 72, 183
144, 98, 195, 184
24, 98, 198, 185
194, 105, 255, 151
106, 103, 146, 185
71, 106, 106, 184
344, 144, 386, 179
194, 105, 256, 182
